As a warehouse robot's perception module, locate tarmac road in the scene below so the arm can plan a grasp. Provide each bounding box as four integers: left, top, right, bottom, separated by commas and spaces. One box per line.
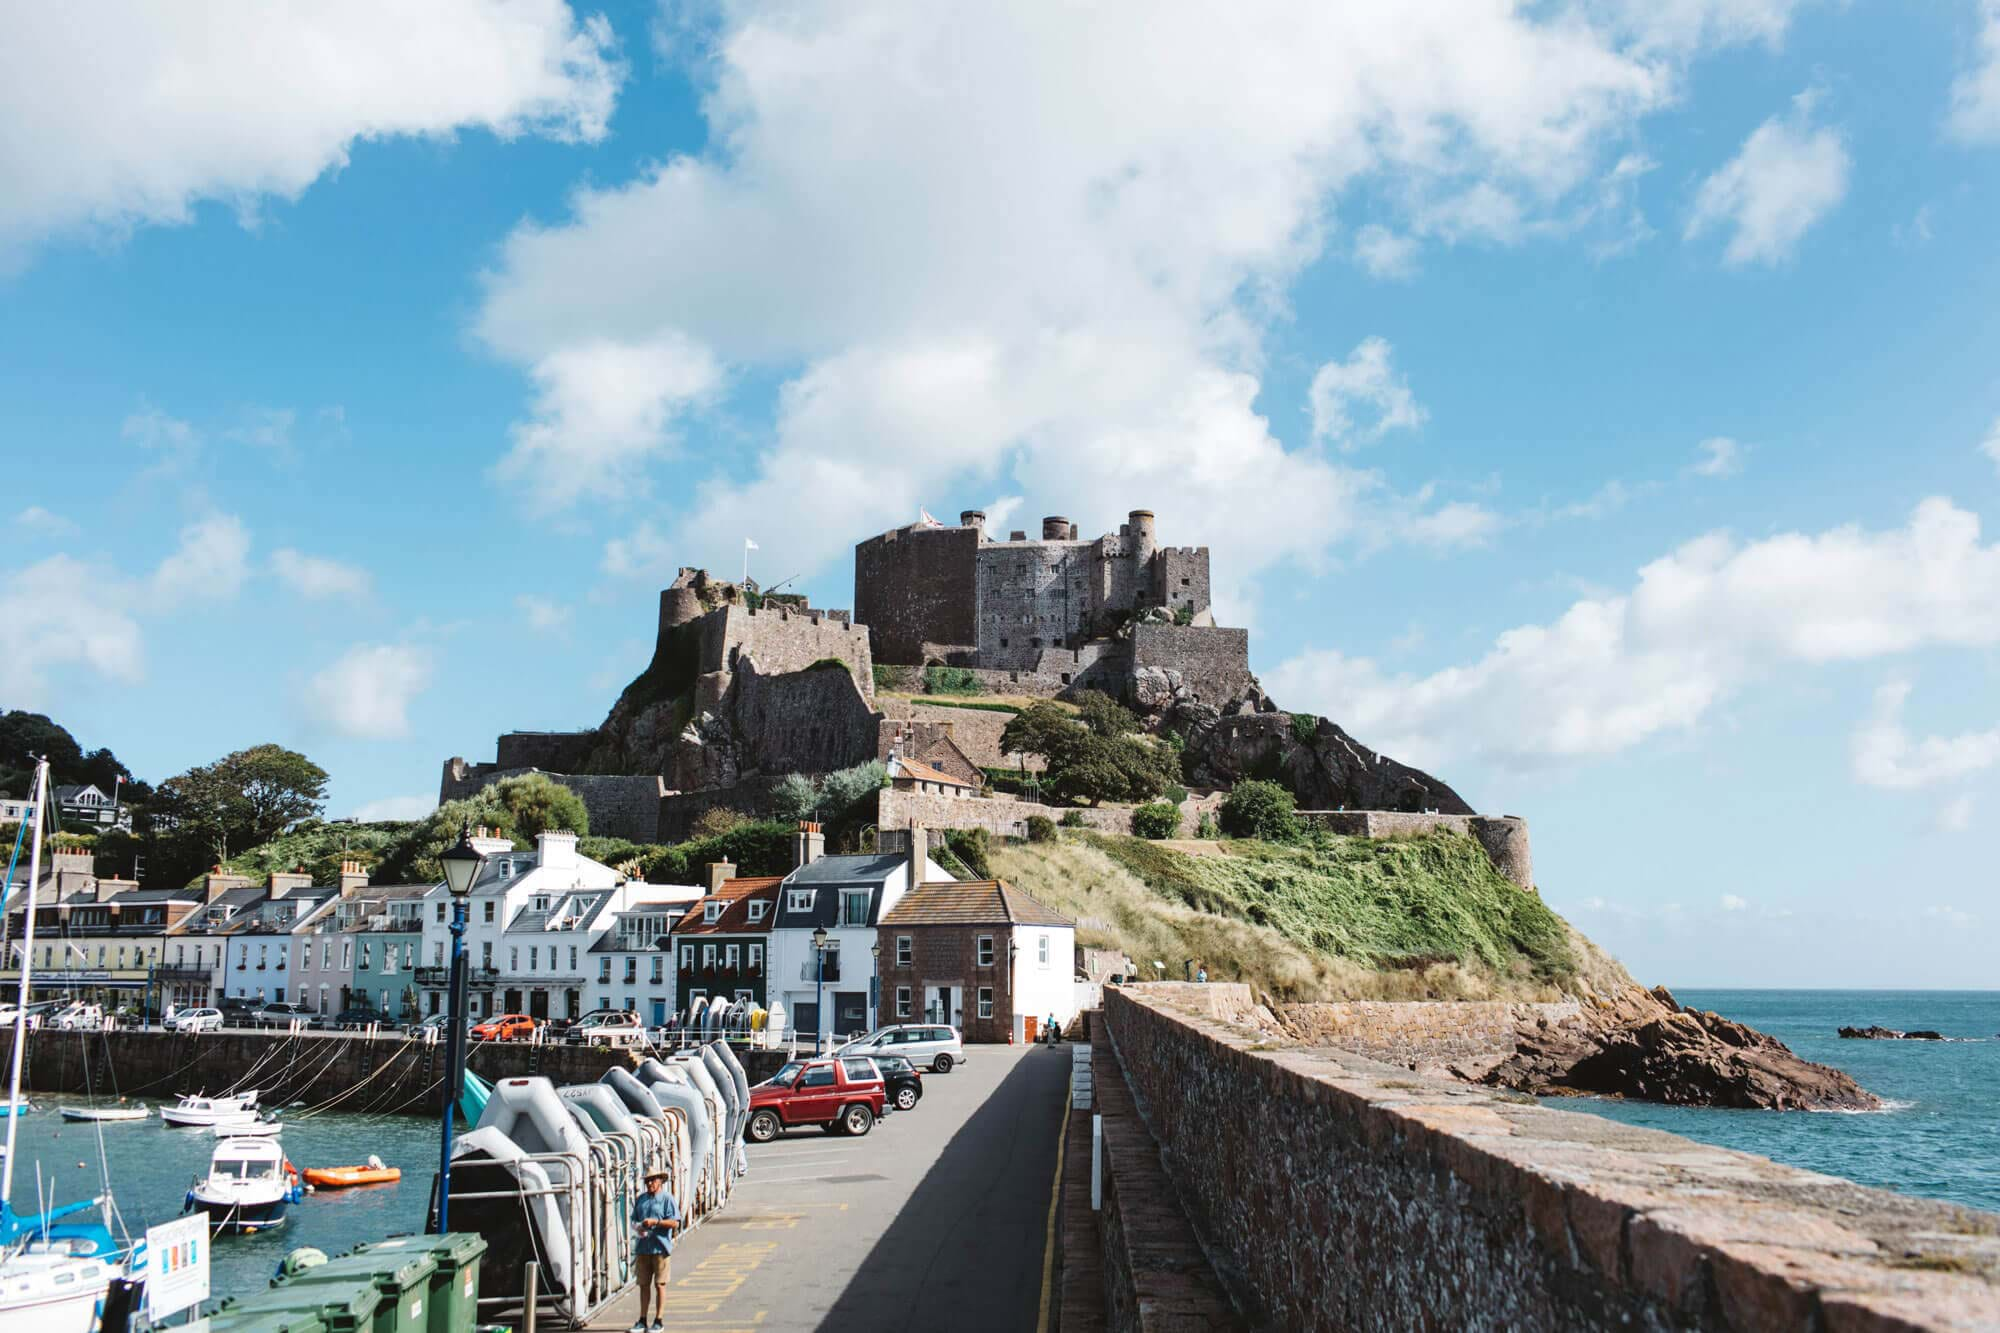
589, 1042, 1072, 1333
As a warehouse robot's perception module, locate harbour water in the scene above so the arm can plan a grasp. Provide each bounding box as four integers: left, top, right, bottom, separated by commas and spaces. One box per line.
8, 1100, 438, 1301
1565, 989, 2000, 1214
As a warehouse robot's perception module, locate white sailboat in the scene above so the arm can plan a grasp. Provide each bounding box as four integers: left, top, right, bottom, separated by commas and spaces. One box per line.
0, 759, 134, 1331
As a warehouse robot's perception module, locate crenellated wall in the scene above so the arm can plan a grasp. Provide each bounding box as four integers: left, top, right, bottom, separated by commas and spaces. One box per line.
1098, 983, 2000, 1332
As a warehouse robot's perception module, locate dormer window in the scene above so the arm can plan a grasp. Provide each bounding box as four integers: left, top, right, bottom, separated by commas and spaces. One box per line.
703, 902, 724, 924
787, 890, 813, 914
532, 896, 550, 911
747, 900, 767, 923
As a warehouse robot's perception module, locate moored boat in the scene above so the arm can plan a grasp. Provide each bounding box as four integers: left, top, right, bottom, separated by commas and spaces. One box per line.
185, 1136, 301, 1233
59, 1103, 148, 1123
210, 1117, 282, 1138
302, 1156, 400, 1188
161, 1092, 260, 1127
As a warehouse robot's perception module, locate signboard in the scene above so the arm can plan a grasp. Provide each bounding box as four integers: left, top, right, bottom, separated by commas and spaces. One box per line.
146, 1212, 211, 1320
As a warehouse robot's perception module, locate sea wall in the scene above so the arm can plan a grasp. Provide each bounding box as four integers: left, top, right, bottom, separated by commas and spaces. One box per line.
1098, 982, 2000, 1331
23, 1028, 790, 1115
1275, 998, 1582, 1072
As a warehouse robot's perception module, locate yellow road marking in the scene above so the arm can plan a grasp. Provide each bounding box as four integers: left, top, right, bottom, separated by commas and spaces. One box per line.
1036, 1086, 1073, 1333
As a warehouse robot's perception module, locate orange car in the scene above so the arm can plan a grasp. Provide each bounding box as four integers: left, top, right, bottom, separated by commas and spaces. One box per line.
470, 1012, 537, 1042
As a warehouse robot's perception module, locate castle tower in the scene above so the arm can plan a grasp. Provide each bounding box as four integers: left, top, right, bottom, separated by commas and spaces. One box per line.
960, 509, 985, 538
1042, 515, 1070, 540
1128, 508, 1157, 564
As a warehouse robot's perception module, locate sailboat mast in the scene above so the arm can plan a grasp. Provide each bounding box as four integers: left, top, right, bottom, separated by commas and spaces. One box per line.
1, 758, 49, 1204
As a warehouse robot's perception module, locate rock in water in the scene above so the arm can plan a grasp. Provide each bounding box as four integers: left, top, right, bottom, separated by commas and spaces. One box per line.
1482, 985, 1880, 1111
1838, 1025, 1945, 1040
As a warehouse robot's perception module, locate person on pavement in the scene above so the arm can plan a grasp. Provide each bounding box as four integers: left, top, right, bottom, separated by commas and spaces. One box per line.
631, 1168, 681, 1332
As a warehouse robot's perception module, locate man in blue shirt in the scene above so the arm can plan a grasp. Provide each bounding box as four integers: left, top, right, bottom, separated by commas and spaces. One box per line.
630, 1168, 680, 1333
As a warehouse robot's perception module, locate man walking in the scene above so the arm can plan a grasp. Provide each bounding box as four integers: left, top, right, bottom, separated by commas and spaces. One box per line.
630, 1168, 681, 1333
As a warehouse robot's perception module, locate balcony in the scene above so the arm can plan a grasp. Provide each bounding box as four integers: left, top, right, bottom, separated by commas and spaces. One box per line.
414, 965, 502, 987
798, 958, 842, 983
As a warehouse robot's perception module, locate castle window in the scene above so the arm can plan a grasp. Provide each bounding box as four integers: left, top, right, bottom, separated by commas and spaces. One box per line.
1030, 637, 1040, 648
1181, 577, 1190, 585
999, 638, 1008, 648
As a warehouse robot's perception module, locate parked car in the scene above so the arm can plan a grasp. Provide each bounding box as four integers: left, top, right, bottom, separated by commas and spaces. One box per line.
836, 1024, 964, 1073
567, 1010, 644, 1048
250, 1002, 316, 1029
330, 1007, 393, 1030
170, 1007, 224, 1033
52, 1002, 104, 1031
747, 1057, 886, 1141
218, 997, 260, 1024
874, 1054, 924, 1112
470, 1012, 538, 1042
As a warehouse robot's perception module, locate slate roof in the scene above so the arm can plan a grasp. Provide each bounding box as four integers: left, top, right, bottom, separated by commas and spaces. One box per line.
878, 880, 1073, 928
671, 877, 783, 938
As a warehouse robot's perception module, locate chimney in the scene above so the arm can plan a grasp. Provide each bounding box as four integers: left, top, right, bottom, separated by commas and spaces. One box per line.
535, 830, 579, 869
906, 824, 929, 888
793, 821, 825, 869
268, 866, 314, 900
203, 867, 253, 903
469, 827, 514, 857
705, 859, 736, 893
339, 859, 369, 898
51, 846, 95, 898
1042, 516, 1069, 541
1010, 530, 1027, 542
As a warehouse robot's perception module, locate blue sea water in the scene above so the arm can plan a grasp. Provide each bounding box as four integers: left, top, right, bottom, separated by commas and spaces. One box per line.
1561, 989, 2000, 1215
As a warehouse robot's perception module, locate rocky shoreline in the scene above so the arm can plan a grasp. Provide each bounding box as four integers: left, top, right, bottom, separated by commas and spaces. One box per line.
1478, 985, 1880, 1111
1839, 1025, 1945, 1040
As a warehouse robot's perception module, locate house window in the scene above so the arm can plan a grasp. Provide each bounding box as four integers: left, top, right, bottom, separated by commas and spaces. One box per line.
747, 900, 767, 923
896, 935, 912, 967
433, 942, 444, 966
532, 896, 549, 912
841, 890, 869, 927
1038, 934, 1050, 966
569, 946, 578, 970
322, 941, 332, 969
483, 902, 495, 924
651, 957, 664, 983
787, 890, 813, 913
679, 945, 694, 971
406, 942, 416, 969
702, 944, 716, 968
360, 942, 372, 971
748, 943, 762, 970
624, 958, 637, 983
481, 942, 493, 968
529, 946, 539, 971
704, 902, 723, 924
436, 903, 446, 922
724, 944, 739, 970
896, 986, 911, 1017
976, 935, 995, 967
978, 987, 994, 1019
599, 958, 611, 982
340, 940, 352, 969
510, 947, 519, 971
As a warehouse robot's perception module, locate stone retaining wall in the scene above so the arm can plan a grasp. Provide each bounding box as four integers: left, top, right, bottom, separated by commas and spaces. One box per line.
1277, 998, 1582, 1073
877, 788, 1225, 839
1102, 982, 2000, 1331
1299, 810, 1534, 889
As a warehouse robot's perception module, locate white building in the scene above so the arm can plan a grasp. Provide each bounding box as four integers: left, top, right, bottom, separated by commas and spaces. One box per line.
585, 882, 708, 1024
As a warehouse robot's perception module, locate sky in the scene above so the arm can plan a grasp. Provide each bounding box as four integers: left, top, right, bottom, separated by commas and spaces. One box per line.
1, 1, 1996, 988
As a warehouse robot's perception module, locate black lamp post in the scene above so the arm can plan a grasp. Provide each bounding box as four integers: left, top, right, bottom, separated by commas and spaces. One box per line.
434, 822, 484, 1232
869, 940, 881, 1032
811, 925, 830, 1055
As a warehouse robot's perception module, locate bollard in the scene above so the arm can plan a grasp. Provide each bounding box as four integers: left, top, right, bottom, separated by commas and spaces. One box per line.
1091, 1114, 1102, 1211
523, 1258, 538, 1333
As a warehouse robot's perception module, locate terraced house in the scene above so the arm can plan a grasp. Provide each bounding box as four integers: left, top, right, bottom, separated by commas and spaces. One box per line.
669, 873, 784, 1021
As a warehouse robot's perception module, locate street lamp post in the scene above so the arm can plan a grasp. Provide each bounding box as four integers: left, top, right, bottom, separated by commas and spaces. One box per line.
811, 925, 829, 1055
434, 823, 486, 1233
869, 941, 881, 1032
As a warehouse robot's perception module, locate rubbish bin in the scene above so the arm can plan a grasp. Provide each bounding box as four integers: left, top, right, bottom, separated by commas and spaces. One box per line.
347, 1233, 488, 1333
216, 1282, 382, 1333
274, 1250, 438, 1333
206, 1308, 328, 1333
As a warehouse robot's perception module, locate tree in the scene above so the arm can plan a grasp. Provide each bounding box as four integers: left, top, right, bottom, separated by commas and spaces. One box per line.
819, 760, 886, 815
1131, 802, 1180, 839
148, 743, 328, 872
1024, 815, 1056, 843
1074, 691, 1140, 739
1000, 702, 1179, 807
1218, 780, 1298, 841
492, 773, 589, 841
771, 773, 820, 823
0, 712, 149, 803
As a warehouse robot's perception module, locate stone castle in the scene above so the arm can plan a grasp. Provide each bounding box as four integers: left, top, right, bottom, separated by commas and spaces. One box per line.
440, 505, 1519, 881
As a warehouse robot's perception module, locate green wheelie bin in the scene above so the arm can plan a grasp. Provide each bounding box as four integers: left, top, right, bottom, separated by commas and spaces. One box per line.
347, 1233, 490, 1333
273, 1249, 438, 1333
205, 1308, 329, 1333
215, 1281, 382, 1333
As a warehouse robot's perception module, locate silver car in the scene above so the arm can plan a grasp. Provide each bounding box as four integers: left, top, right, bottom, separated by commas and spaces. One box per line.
170, 1007, 223, 1033
838, 1023, 964, 1073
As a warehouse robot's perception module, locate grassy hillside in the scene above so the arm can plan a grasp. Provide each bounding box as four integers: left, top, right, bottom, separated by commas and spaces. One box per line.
991, 830, 1602, 1002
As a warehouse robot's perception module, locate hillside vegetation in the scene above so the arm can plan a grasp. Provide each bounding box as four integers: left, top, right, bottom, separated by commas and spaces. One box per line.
991, 830, 1607, 1002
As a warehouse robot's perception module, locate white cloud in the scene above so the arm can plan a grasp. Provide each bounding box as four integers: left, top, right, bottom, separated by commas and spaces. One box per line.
517, 594, 572, 633
1406, 502, 1502, 550
1309, 337, 1428, 449
272, 549, 371, 600
1851, 680, 2000, 789
1352, 224, 1419, 279
1924, 904, 1976, 928
0, 2, 622, 268
303, 643, 433, 740
225, 408, 297, 453
151, 514, 251, 606
1269, 498, 2000, 770
477, 5, 1712, 590
1720, 893, 1748, 912
1686, 94, 1849, 266
1934, 795, 1976, 834
0, 554, 146, 704
980, 495, 1025, 537
122, 406, 198, 456
15, 506, 79, 538
1947, 0, 2000, 142
495, 335, 722, 510
348, 794, 438, 823
1981, 416, 2000, 476
1691, 436, 1743, 477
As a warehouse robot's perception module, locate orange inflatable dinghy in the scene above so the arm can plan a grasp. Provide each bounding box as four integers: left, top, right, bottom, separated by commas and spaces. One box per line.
303, 1155, 401, 1189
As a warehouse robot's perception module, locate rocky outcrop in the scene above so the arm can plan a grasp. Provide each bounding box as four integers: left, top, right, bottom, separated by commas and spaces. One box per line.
1163, 701, 1473, 814
1839, 1025, 1945, 1040
1480, 985, 1879, 1111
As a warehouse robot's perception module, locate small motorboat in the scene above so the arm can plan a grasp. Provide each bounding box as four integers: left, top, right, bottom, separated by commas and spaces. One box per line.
185, 1136, 301, 1233
0, 1102, 36, 1119
211, 1117, 281, 1138
302, 1156, 400, 1189
160, 1092, 259, 1128
59, 1103, 148, 1124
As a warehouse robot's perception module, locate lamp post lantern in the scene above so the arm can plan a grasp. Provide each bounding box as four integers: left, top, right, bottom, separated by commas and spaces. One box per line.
434, 822, 485, 1233
811, 925, 830, 1055
869, 940, 881, 1032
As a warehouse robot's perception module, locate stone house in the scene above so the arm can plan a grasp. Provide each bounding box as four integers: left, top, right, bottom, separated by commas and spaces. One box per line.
886, 754, 975, 799
875, 879, 1076, 1042
669, 875, 784, 1022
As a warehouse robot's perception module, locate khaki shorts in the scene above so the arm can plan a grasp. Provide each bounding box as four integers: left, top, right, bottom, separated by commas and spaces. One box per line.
636, 1252, 670, 1284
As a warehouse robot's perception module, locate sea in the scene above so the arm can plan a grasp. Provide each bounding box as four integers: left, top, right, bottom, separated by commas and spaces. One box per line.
5, 1103, 438, 1302
1563, 989, 2000, 1215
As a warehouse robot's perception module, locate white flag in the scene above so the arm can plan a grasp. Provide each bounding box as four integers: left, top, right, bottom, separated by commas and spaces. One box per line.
745, 538, 759, 550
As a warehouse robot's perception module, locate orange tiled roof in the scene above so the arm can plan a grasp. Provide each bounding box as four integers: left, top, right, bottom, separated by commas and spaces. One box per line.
878, 879, 1072, 928
672, 878, 782, 936
891, 755, 975, 788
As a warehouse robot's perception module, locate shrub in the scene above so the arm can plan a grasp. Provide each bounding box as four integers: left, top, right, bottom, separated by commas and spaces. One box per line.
1219, 779, 1298, 841
1173, 605, 1194, 626
1131, 802, 1180, 840
1195, 812, 1220, 839
1289, 712, 1320, 746
941, 827, 992, 878
872, 664, 900, 692
1025, 815, 1056, 843
1060, 811, 1085, 828
770, 773, 819, 823
1163, 785, 1188, 806
692, 806, 746, 839
923, 665, 982, 696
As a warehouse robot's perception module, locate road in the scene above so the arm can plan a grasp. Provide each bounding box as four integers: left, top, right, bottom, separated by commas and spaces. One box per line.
588, 1042, 1072, 1333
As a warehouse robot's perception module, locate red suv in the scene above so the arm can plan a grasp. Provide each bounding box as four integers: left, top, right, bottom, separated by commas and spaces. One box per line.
747, 1057, 887, 1141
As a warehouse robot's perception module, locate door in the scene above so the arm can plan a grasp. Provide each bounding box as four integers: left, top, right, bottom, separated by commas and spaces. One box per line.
529, 989, 549, 1020
793, 1001, 820, 1047
566, 988, 582, 1019
833, 991, 866, 1042
651, 997, 666, 1027
792, 1064, 838, 1123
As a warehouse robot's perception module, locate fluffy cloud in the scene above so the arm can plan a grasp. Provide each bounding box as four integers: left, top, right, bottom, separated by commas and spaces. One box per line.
1686, 94, 1849, 266
1691, 436, 1743, 477
1981, 416, 2000, 475
1352, 224, 1419, 279
1851, 680, 2000, 789
15, 506, 79, 538
1720, 893, 1748, 911
303, 643, 433, 740
272, 549, 371, 600
1269, 498, 2000, 770
1405, 502, 1503, 550
151, 514, 251, 606
517, 594, 572, 633
1948, 1, 2000, 142
1308, 338, 1427, 448
0, 555, 146, 704
348, 793, 439, 822
1934, 795, 1976, 833
476, 4, 1741, 590
0, 2, 622, 267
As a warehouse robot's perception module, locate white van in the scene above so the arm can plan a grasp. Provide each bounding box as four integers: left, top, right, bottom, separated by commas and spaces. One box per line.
837, 1024, 965, 1073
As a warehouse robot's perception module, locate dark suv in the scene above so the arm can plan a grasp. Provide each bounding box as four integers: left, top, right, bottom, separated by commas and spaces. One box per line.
875, 1054, 924, 1112
331, 1006, 393, 1030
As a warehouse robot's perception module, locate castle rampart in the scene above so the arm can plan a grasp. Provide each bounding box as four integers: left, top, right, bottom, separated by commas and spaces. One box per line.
1300, 811, 1533, 890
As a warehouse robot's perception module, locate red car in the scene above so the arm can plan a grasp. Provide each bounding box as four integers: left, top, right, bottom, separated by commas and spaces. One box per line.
747, 1057, 887, 1141
471, 1012, 537, 1042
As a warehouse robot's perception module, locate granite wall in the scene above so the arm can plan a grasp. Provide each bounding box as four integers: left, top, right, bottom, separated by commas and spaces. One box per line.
1275, 998, 1582, 1073
1099, 983, 2000, 1332
1300, 810, 1534, 890
876, 788, 1225, 839
436, 762, 666, 842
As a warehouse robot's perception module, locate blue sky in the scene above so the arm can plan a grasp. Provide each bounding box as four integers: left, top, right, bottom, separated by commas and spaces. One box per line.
2, 2, 1996, 987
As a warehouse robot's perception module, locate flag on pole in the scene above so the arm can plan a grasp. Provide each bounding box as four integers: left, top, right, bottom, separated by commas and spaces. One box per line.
745, 538, 758, 550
